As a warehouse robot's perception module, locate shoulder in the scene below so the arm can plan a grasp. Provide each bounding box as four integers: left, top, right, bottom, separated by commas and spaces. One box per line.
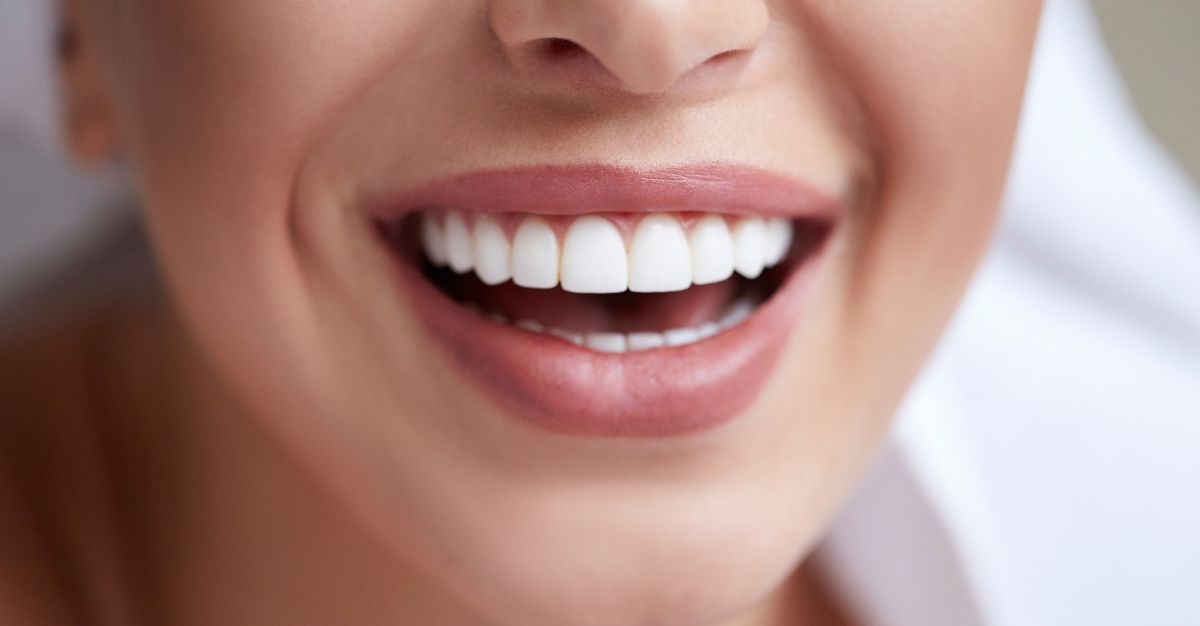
0, 305, 102, 424
0, 469, 77, 625
0, 214, 167, 624
0, 299, 172, 626
0, 211, 165, 510
0, 314, 104, 625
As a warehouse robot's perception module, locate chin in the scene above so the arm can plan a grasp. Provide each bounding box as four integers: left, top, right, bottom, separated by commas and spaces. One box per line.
416, 475, 819, 626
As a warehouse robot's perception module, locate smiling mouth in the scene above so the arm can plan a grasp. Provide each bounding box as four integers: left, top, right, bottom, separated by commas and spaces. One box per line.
372, 164, 839, 437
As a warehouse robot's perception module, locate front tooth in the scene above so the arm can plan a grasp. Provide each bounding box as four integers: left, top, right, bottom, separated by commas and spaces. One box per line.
561, 216, 628, 294
628, 214, 692, 293
664, 327, 702, 347
444, 211, 474, 273
763, 218, 793, 267
549, 327, 584, 345
473, 215, 511, 285
627, 332, 666, 351
721, 298, 755, 328
420, 214, 450, 267
696, 322, 721, 339
511, 217, 559, 289
732, 218, 766, 279
689, 215, 735, 285
585, 332, 627, 353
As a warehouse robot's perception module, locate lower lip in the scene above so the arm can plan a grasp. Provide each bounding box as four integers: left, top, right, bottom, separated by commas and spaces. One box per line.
392, 243, 827, 438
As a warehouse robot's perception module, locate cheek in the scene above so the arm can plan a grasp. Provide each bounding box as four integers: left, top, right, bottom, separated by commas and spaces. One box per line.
821, 2, 1040, 252
89, 1, 455, 397
80, 3, 476, 472
97, 1, 452, 271
812, 2, 1039, 241
801, 2, 1040, 408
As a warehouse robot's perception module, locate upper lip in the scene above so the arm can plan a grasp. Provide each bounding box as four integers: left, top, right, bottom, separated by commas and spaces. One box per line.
367, 163, 843, 219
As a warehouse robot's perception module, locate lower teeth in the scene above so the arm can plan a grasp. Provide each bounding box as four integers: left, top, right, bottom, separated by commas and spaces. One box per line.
464, 297, 758, 354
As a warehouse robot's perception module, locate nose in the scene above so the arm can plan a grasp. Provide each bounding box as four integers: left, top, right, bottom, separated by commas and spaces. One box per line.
489, 0, 770, 95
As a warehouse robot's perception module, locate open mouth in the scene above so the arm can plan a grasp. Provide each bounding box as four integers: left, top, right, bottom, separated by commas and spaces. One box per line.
371, 165, 839, 437
398, 212, 827, 350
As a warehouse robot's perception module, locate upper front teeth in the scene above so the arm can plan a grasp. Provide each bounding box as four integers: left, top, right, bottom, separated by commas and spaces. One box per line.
511, 218, 559, 289
629, 214, 693, 293
561, 216, 629, 293
421, 212, 793, 294
471, 215, 512, 285
443, 211, 474, 274
689, 215, 736, 285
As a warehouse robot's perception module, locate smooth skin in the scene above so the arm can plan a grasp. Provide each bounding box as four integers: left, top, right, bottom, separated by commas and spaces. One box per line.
2, 1, 1041, 625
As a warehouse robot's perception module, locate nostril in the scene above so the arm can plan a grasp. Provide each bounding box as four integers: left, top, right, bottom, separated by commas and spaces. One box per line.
540, 38, 585, 57
699, 49, 752, 75
538, 38, 589, 61
707, 49, 742, 65
515, 37, 617, 85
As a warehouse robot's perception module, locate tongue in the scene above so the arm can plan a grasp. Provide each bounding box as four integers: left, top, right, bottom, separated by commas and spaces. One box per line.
433, 269, 741, 333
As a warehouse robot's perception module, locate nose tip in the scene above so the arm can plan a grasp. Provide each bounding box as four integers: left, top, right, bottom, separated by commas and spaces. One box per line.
490, 0, 770, 96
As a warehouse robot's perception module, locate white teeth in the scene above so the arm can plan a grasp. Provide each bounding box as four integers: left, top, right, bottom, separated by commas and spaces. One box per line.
585, 332, 627, 353
628, 214, 692, 293
689, 215, 736, 285
417, 212, 797, 291
696, 322, 722, 339
720, 298, 755, 328
663, 327, 702, 347
561, 216, 628, 294
549, 327, 584, 345
516, 319, 545, 333
419, 212, 786, 353
420, 214, 450, 267
511, 217, 560, 289
444, 211, 474, 273
764, 218, 793, 267
626, 332, 666, 351
464, 295, 757, 353
472, 215, 512, 285
732, 217, 767, 279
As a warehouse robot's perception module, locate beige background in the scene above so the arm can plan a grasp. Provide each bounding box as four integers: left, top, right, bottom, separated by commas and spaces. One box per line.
1092, 0, 1200, 182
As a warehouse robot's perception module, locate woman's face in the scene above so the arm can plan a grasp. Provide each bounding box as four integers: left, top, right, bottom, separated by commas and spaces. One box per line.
74, 1, 1040, 624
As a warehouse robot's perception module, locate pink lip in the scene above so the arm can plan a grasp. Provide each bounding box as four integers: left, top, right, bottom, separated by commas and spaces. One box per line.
377, 164, 839, 437
370, 164, 840, 219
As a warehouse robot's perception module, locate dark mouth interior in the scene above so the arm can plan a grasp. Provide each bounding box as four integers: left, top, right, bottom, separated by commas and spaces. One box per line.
383, 215, 831, 335
429, 267, 763, 333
